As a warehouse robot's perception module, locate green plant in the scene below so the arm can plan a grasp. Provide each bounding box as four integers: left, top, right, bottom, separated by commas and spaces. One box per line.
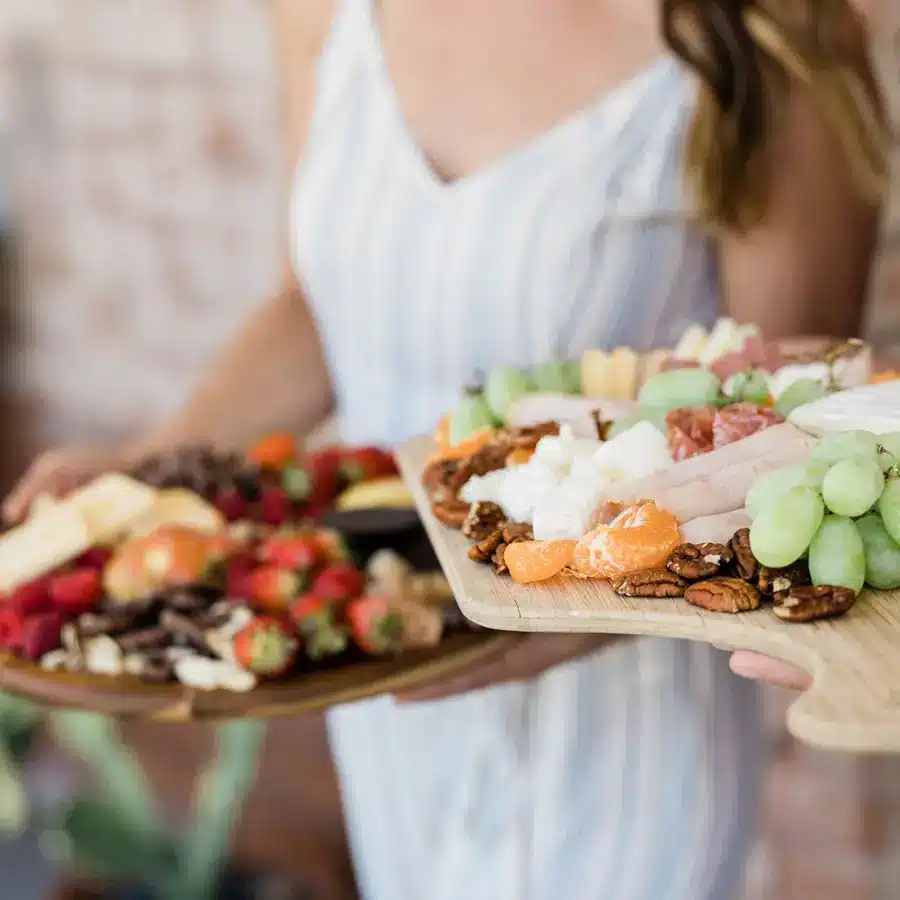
0, 693, 265, 900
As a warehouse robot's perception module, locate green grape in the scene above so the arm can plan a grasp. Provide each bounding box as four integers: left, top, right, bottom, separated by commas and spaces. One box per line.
637, 368, 721, 415
856, 514, 900, 590
750, 485, 824, 568
808, 515, 866, 594
877, 479, 900, 545
773, 378, 827, 417
810, 430, 880, 466
745, 460, 829, 520
449, 390, 496, 444
725, 370, 771, 406
484, 366, 533, 422
561, 360, 582, 394
875, 432, 900, 472
532, 361, 578, 394
821, 456, 884, 517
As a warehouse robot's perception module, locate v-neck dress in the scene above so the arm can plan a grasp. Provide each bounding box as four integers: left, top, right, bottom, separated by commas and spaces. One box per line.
290, 3, 761, 899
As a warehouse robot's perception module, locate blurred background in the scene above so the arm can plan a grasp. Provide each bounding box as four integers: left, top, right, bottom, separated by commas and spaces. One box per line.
0, 1, 897, 899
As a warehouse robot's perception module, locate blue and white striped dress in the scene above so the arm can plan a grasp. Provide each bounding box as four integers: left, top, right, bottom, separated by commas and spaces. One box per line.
291, 2, 762, 898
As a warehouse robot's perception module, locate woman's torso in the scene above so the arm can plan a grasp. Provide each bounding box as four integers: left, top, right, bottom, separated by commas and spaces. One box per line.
290, 0, 720, 445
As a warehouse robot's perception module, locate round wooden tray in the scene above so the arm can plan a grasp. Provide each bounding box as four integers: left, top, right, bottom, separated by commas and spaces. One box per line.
0, 631, 516, 722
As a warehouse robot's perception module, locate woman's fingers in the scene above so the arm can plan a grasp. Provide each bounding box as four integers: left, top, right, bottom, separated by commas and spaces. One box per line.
729, 650, 813, 691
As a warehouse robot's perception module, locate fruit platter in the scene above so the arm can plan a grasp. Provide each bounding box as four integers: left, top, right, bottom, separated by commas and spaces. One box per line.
399, 321, 900, 752
0, 439, 513, 721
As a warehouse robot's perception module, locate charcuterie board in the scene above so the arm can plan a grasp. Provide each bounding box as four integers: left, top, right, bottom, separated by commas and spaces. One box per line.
398, 434, 900, 754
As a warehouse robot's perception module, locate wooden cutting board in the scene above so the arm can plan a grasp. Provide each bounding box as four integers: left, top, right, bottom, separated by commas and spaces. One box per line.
398, 435, 900, 754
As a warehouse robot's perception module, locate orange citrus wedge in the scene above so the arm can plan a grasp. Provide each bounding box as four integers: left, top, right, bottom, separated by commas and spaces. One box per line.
428, 427, 496, 463
247, 433, 298, 469
505, 540, 577, 584
572, 501, 680, 579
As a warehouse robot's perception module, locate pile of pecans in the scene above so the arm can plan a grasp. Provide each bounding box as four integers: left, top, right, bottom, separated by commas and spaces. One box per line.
611, 528, 858, 623
422, 423, 556, 572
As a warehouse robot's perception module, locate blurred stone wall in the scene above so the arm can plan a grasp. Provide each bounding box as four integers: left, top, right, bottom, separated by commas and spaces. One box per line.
0, 3, 898, 900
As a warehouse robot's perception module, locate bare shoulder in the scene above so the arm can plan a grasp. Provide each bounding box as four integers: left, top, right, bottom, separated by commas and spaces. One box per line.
267, 0, 337, 164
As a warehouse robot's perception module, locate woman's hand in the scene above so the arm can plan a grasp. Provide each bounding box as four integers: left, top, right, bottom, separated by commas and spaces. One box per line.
728, 650, 812, 691
396, 633, 610, 704
3, 446, 129, 523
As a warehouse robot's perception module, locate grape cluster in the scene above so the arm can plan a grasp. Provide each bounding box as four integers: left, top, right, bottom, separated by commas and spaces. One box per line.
746, 431, 900, 593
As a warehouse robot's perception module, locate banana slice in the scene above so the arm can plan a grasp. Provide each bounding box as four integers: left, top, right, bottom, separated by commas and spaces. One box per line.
336, 476, 414, 511
124, 488, 225, 538
68, 474, 159, 544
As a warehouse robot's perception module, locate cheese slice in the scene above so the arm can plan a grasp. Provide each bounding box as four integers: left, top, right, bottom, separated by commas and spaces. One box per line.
0, 504, 92, 592
581, 350, 614, 399
608, 347, 639, 400
673, 324, 708, 362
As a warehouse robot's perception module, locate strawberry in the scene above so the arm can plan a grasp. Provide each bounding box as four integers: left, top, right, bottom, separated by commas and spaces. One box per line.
21, 612, 65, 661
289, 594, 349, 660
248, 566, 302, 611
225, 552, 257, 600
339, 447, 397, 485
258, 487, 292, 527
313, 528, 352, 565
258, 533, 320, 573
232, 616, 298, 677
344, 595, 403, 655
9, 578, 53, 617
0, 607, 24, 652
311, 563, 365, 604
306, 448, 344, 504
49, 569, 103, 616
75, 547, 114, 570
215, 488, 248, 523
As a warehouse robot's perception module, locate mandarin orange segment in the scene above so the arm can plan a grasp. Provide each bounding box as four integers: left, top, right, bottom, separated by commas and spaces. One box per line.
572, 501, 680, 579
505, 540, 577, 584
247, 432, 298, 469
428, 427, 496, 462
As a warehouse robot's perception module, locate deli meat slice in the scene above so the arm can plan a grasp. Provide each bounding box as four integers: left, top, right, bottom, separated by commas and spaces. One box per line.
667, 407, 716, 461
712, 403, 785, 450
593, 421, 816, 523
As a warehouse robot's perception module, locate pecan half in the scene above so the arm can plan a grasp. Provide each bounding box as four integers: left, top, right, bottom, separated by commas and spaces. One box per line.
684, 577, 761, 613
421, 458, 462, 503
773, 585, 856, 623
729, 528, 758, 582
492, 542, 510, 575
667, 542, 733, 580
468, 444, 511, 477
431, 499, 471, 529
502, 522, 534, 543
498, 422, 560, 450
612, 568, 688, 598
468, 529, 505, 563
758, 562, 811, 598
461, 501, 507, 541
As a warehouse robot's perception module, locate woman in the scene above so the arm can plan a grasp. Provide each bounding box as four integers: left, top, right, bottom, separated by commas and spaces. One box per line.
7, 1, 887, 897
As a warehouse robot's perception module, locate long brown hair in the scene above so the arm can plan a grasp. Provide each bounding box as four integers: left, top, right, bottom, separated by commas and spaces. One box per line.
661, 0, 890, 232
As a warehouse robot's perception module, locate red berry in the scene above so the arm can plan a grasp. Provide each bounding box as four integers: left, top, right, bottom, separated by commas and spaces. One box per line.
248, 566, 302, 612
232, 616, 298, 677
258, 534, 320, 572
225, 553, 257, 600
0, 607, 25, 652
339, 447, 397, 484
313, 528, 352, 564
9, 578, 53, 617
21, 612, 65, 661
311, 563, 366, 604
289, 594, 348, 660
344, 595, 403, 655
75, 547, 113, 570
258, 488, 292, 526
306, 449, 344, 504
215, 489, 249, 523
49, 569, 103, 616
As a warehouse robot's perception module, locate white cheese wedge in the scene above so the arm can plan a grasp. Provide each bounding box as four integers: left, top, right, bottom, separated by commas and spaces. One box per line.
788, 381, 900, 435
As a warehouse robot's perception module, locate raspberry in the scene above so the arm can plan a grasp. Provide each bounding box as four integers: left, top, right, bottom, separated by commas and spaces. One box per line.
21, 613, 65, 661
9, 578, 53, 617
49, 569, 103, 616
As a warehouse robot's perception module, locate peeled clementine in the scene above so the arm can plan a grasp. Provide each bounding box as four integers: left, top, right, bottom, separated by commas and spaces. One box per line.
505, 540, 577, 584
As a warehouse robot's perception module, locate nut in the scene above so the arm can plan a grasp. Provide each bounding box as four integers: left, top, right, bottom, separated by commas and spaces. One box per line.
468, 529, 505, 563
729, 528, 758, 582
666, 543, 733, 580
421, 458, 465, 503
773, 585, 856, 623
758, 563, 811, 598
502, 523, 533, 543
461, 501, 507, 541
684, 577, 761, 613
468, 444, 512, 476
492, 543, 510, 575
431, 499, 471, 529
612, 568, 688, 598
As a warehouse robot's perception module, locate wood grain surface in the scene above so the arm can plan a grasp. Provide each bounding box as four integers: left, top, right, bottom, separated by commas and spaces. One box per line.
398, 436, 900, 754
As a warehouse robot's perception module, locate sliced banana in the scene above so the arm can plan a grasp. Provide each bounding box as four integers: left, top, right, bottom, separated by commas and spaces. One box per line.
124, 488, 225, 538
336, 476, 414, 511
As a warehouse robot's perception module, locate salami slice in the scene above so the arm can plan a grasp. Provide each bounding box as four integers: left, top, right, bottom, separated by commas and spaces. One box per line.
710, 337, 789, 382
666, 407, 716, 461
712, 403, 785, 450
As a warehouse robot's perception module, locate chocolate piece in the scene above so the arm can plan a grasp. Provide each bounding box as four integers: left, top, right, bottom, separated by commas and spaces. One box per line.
160, 610, 210, 650
116, 627, 172, 653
